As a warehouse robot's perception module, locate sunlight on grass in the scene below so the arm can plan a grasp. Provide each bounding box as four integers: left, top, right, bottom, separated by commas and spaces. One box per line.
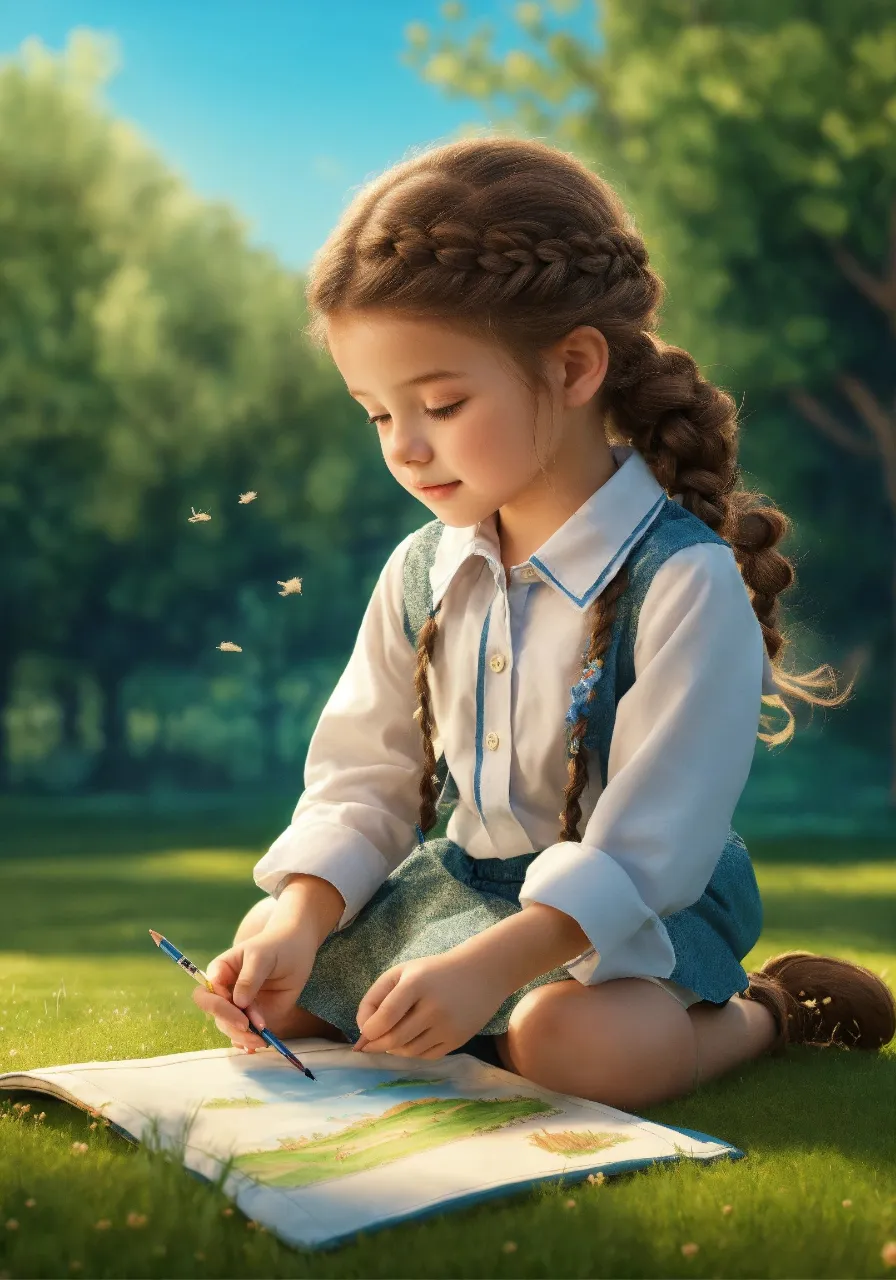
1, 836, 894, 1277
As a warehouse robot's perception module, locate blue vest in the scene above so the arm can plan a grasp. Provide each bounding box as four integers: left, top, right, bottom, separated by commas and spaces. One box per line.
400, 497, 762, 1002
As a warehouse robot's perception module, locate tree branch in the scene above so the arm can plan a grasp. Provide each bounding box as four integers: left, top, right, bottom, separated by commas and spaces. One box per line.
788, 388, 878, 458
829, 195, 896, 320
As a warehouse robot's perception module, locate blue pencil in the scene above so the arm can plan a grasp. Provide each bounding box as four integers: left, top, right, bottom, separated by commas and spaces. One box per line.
148, 929, 315, 1080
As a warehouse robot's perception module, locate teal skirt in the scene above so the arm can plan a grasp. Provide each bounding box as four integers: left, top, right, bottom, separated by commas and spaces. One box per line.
295, 836, 760, 1068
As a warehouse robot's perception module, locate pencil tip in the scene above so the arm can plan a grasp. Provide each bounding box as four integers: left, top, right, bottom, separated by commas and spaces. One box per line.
149, 929, 162, 945
305, 1068, 315, 1080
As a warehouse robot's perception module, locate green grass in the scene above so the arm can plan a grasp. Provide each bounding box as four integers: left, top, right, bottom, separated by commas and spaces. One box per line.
1, 809, 895, 1279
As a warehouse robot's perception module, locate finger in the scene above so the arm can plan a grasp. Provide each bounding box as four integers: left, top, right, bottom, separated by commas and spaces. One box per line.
388, 1028, 440, 1058
357, 1007, 428, 1054
206, 951, 241, 990
357, 978, 418, 1044
355, 967, 402, 1032
231, 953, 272, 1011
419, 1042, 448, 1059
198, 992, 250, 1027
229, 1027, 266, 1048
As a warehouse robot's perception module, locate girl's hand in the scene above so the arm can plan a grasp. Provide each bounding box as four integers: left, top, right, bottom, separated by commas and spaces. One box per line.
353, 951, 509, 1059
192, 922, 317, 1052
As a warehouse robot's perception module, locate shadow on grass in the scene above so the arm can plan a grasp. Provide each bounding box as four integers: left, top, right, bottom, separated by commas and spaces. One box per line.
645, 1039, 896, 1172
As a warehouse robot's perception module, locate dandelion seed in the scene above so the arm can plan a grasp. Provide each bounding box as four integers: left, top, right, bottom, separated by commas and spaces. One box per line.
842, 1199, 852, 1208
238, 492, 257, 504
881, 1241, 896, 1267
127, 1212, 147, 1228
5, 1220, 18, 1231
502, 1241, 518, 1253
188, 507, 211, 523
276, 577, 303, 596
24, 1199, 35, 1208
217, 641, 243, 653
822, 996, 832, 1005
681, 1242, 699, 1258
722, 1204, 733, 1215
94, 1219, 111, 1231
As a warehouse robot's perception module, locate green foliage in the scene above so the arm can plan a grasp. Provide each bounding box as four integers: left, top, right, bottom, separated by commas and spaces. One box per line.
0, 31, 421, 790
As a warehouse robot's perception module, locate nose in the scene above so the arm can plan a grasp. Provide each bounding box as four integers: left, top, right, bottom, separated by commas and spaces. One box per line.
385, 417, 434, 470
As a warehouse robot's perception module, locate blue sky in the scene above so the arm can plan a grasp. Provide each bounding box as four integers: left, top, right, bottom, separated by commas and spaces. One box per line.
0, 0, 600, 271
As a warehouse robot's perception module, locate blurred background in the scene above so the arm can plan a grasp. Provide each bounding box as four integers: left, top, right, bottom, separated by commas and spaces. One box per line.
2, 0, 894, 844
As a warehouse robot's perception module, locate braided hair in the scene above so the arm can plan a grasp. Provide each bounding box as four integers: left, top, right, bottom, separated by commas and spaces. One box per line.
303, 136, 853, 844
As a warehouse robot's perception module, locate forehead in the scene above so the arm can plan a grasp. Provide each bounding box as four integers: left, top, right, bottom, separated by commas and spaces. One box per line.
325, 312, 498, 391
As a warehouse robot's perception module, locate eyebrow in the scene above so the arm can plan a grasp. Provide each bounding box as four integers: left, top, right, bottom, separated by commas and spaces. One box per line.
349, 370, 466, 396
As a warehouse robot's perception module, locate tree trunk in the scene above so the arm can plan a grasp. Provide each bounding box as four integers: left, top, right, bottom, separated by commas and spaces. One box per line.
89, 665, 133, 791
0, 644, 16, 792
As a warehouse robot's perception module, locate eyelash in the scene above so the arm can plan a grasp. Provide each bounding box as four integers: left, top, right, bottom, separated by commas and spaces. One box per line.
364, 400, 466, 427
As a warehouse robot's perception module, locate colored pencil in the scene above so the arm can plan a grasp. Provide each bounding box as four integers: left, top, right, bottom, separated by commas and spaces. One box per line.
148, 929, 315, 1080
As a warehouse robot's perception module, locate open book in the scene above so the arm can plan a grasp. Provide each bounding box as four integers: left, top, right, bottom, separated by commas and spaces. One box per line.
1, 1041, 744, 1251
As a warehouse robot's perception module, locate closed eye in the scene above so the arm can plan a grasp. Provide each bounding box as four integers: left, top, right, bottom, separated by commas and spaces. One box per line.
365, 400, 466, 427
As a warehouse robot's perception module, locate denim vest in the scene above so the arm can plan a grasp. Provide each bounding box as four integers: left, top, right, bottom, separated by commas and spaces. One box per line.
401, 497, 762, 1001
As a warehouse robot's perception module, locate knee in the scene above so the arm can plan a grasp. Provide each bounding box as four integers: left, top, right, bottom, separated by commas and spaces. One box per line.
234, 895, 277, 944
505, 984, 576, 1075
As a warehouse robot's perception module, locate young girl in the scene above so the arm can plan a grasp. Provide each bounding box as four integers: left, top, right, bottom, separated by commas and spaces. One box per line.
194, 136, 895, 1110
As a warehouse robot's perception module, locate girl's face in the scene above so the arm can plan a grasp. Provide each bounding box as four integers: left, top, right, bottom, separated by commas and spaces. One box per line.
325, 310, 611, 538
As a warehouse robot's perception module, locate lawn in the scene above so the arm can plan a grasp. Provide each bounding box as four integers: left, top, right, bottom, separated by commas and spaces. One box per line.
1, 801, 895, 1279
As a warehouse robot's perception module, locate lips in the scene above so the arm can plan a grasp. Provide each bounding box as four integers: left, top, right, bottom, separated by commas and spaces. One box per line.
416, 480, 461, 497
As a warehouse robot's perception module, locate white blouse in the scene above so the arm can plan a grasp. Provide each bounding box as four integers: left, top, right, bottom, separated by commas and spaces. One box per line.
253, 445, 774, 987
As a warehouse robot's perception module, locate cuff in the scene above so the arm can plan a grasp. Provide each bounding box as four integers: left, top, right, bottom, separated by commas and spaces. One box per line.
253, 821, 391, 933
518, 840, 676, 985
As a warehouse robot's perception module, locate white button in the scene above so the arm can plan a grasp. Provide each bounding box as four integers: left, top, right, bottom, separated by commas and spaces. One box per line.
485, 731, 500, 750
489, 653, 506, 673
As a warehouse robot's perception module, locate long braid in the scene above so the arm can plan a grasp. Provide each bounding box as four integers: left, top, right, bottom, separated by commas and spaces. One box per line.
413, 608, 443, 838
559, 565, 629, 843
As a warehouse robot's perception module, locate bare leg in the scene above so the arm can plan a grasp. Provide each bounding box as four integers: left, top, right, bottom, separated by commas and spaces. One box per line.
492, 978, 779, 1109
687, 995, 778, 1086
232, 897, 349, 1043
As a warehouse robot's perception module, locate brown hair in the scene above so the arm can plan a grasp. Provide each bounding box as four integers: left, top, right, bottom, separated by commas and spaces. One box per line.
303, 136, 854, 844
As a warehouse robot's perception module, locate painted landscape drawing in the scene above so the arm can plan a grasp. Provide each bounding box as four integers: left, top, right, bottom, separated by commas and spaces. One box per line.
228, 1077, 632, 1187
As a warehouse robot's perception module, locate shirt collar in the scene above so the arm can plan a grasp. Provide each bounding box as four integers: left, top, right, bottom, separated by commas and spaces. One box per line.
430, 445, 669, 612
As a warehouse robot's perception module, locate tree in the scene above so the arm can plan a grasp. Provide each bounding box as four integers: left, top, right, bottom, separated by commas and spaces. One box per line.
402, 0, 896, 796
0, 31, 413, 790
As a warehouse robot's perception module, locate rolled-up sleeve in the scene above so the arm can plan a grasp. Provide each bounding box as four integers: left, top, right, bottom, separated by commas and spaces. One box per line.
253, 530, 425, 931
518, 542, 765, 985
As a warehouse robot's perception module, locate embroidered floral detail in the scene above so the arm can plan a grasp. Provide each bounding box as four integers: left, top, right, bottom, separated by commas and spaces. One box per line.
564, 658, 605, 756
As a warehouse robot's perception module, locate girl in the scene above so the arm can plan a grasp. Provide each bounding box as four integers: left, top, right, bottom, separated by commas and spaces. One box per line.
194, 136, 894, 1110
